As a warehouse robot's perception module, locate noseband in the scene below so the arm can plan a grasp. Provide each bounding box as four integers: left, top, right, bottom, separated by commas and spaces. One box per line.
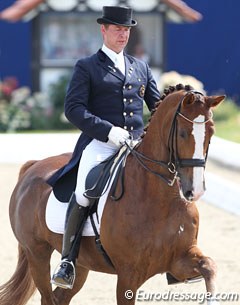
127, 90, 212, 186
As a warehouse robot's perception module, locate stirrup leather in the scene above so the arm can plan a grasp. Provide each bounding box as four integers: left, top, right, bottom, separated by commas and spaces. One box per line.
51, 260, 76, 289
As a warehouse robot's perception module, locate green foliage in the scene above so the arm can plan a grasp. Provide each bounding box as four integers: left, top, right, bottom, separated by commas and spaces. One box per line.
0, 75, 76, 132
213, 98, 240, 142
213, 98, 240, 122
47, 75, 73, 130
0, 101, 31, 132
0, 81, 34, 132
143, 104, 151, 125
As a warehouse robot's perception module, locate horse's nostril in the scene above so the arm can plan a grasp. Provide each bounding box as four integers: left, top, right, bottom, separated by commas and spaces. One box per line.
185, 190, 194, 201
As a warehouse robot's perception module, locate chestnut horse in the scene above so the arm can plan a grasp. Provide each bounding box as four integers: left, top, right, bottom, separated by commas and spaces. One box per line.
0, 85, 224, 305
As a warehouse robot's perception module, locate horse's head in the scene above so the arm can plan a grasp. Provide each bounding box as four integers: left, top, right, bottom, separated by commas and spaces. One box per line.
162, 85, 224, 201
141, 84, 225, 202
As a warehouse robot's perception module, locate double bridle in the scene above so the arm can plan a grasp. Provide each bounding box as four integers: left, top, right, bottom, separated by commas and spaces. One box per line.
127, 90, 212, 186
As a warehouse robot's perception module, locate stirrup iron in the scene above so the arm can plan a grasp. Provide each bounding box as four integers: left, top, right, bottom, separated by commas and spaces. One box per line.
51, 260, 76, 289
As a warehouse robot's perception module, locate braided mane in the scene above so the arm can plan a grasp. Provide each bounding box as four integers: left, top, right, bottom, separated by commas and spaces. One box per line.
142, 84, 194, 137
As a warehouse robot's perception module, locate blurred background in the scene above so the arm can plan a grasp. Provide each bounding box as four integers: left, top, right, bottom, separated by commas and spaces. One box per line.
0, 0, 239, 136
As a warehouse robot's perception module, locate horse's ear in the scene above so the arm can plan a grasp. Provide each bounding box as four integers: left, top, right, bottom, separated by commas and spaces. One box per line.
182, 92, 195, 107
207, 95, 225, 108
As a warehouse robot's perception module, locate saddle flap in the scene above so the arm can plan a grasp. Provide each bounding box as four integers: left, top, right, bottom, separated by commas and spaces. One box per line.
85, 158, 114, 199
84, 146, 129, 212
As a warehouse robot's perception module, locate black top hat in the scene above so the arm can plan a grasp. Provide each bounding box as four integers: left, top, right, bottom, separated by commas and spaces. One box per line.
97, 6, 137, 27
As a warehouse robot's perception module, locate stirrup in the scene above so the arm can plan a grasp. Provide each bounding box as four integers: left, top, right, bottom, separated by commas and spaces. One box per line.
167, 273, 203, 285
185, 275, 203, 284
51, 260, 75, 289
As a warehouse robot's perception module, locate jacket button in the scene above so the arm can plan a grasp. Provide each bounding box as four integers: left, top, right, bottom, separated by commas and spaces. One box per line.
123, 98, 127, 102
130, 126, 134, 130
128, 85, 132, 90
123, 86, 126, 90
129, 99, 133, 103
130, 112, 133, 116
124, 126, 127, 130
123, 112, 127, 116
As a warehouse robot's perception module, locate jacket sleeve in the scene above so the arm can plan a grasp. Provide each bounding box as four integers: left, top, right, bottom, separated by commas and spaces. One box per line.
144, 63, 161, 112
64, 60, 113, 142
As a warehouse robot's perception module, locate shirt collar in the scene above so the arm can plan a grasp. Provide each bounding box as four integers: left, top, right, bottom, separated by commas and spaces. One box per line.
102, 44, 124, 64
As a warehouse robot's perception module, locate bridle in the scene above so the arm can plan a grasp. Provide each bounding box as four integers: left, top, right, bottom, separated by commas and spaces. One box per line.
168, 90, 212, 171
126, 90, 212, 186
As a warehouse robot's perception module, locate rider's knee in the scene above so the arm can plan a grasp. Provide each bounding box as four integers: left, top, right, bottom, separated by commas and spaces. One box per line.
75, 192, 90, 207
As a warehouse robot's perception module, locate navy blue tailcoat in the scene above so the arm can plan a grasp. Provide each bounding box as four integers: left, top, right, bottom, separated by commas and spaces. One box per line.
47, 49, 161, 201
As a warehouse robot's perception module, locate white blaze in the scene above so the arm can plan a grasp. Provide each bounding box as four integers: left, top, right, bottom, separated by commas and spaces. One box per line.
192, 115, 205, 199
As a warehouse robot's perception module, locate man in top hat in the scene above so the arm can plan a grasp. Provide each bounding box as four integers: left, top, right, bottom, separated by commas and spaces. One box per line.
50, 6, 161, 289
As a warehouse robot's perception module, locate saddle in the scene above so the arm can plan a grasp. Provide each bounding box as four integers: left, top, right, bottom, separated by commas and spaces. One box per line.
84, 145, 129, 215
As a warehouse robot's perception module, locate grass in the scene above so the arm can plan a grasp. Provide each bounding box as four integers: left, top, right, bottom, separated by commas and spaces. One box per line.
213, 99, 240, 143
214, 116, 240, 142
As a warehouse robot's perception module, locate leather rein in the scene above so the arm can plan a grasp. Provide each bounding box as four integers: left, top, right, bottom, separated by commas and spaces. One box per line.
126, 90, 212, 187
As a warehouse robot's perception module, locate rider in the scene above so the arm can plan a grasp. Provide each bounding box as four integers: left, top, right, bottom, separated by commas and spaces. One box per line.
49, 6, 161, 289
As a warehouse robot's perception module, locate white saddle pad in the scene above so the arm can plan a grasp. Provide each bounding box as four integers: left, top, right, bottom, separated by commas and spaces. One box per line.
46, 187, 110, 236
45, 144, 134, 236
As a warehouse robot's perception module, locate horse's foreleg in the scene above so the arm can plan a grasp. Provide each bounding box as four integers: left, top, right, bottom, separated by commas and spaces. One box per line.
116, 275, 137, 305
116, 268, 147, 305
198, 256, 220, 305
170, 246, 220, 305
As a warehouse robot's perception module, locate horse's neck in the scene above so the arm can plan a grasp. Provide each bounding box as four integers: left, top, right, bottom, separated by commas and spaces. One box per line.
125, 147, 181, 210
137, 121, 168, 163
129, 132, 179, 197
138, 98, 178, 162
127, 109, 181, 199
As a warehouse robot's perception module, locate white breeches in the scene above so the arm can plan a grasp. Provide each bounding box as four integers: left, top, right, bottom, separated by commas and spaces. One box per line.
75, 139, 118, 207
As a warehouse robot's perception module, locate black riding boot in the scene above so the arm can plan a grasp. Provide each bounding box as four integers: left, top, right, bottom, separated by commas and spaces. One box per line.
51, 192, 89, 289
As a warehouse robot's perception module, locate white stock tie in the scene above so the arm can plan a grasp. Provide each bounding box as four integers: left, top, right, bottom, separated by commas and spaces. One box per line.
114, 55, 125, 75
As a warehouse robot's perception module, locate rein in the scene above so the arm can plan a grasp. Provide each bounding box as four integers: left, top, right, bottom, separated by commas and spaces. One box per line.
127, 90, 212, 187
125, 141, 178, 186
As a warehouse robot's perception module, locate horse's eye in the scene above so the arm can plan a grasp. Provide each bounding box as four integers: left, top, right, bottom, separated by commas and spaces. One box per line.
179, 129, 188, 139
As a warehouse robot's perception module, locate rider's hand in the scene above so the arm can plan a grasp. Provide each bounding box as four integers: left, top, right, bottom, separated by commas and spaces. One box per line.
108, 126, 130, 147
